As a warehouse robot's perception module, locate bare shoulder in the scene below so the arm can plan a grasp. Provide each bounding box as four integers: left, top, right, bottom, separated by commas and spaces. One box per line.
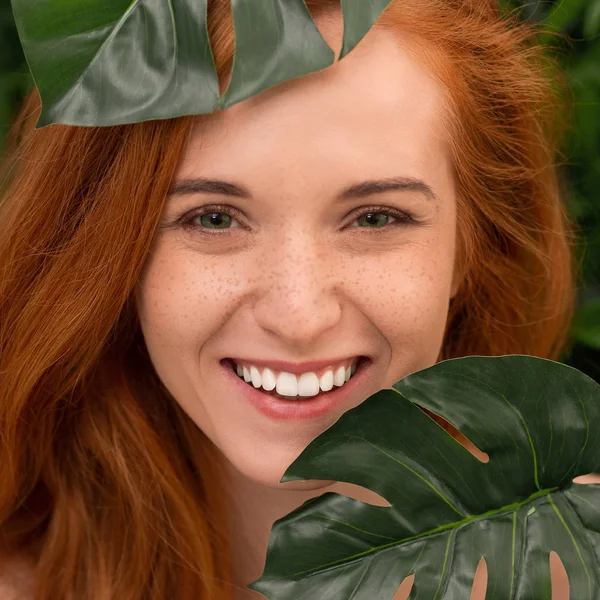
0, 556, 35, 600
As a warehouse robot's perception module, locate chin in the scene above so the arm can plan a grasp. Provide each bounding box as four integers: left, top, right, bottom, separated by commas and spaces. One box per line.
232, 454, 336, 491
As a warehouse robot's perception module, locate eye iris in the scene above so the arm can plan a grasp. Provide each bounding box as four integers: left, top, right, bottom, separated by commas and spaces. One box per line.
358, 213, 389, 227
200, 212, 231, 229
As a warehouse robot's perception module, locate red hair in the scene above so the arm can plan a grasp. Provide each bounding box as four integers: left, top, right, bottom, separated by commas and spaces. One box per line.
0, 0, 578, 597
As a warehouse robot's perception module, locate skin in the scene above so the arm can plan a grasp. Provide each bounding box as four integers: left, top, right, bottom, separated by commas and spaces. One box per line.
134, 10, 595, 600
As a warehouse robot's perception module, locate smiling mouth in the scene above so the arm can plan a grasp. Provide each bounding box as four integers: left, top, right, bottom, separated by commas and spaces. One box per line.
222, 356, 370, 401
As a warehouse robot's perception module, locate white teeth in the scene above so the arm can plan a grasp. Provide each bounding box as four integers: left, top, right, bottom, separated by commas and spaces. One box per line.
276, 372, 298, 396
250, 366, 262, 388
333, 365, 346, 386
319, 369, 334, 392
297, 372, 320, 397
231, 358, 361, 398
261, 367, 277, 391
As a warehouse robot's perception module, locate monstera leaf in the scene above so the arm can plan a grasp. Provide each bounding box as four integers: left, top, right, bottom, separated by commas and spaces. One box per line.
247, 355, 600, 599
9, 0, 393, 128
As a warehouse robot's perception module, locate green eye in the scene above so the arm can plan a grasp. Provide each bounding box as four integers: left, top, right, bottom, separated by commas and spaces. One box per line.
198, 212, 234, 230
356, 213, 393, 228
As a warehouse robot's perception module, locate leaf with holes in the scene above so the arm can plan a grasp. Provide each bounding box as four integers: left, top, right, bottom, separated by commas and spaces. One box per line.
247, 355, 600, 599
9, 0, 393, 127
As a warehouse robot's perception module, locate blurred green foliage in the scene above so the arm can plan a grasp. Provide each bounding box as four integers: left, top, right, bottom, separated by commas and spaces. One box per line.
0, 0, 599, 379
0, 0, 31, 149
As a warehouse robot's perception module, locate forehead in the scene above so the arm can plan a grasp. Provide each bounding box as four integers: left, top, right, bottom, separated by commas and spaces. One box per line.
177, 23, 450, 183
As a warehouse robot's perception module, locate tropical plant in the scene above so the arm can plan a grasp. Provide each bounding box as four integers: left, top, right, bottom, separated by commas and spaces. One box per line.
249, 355, 600, 599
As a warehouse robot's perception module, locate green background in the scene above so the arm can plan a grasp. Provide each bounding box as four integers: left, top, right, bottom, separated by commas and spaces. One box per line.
1, 0, 599, 381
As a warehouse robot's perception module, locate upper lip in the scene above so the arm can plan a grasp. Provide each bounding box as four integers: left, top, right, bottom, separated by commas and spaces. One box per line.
225, 356, 367, 375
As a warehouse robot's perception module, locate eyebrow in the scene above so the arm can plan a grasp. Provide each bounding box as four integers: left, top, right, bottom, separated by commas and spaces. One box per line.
167, 176, 440, 203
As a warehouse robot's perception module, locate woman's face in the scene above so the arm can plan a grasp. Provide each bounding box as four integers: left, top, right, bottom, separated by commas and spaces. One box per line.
135, 16, 460, 489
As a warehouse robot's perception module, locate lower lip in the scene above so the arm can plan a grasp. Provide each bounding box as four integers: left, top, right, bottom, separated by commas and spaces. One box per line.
220, 357, 372, 421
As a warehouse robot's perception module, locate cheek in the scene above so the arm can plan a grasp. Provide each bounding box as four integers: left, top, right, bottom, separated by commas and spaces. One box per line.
135, 249, 234, 408
136, 247, 241, 349
354, 236, 456, 376
354, 223, 456, 316
365, 252, 453, 330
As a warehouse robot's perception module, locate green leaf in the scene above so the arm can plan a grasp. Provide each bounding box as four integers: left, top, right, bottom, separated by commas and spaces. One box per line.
11, 0, 221, 127
338, 0, 396, 60
248, 355, 600, 599
9, 0, 393, 127
217, 0, 334, 111
572, 300, 600, 350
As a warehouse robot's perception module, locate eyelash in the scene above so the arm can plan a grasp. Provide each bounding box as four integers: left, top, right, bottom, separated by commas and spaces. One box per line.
177, 204, 420, 236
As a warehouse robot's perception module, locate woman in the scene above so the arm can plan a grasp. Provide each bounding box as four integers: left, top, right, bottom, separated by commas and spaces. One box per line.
0, 0, 596, 598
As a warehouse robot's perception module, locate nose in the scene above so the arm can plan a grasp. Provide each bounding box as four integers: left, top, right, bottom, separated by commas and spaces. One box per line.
252, 235, 343, 347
